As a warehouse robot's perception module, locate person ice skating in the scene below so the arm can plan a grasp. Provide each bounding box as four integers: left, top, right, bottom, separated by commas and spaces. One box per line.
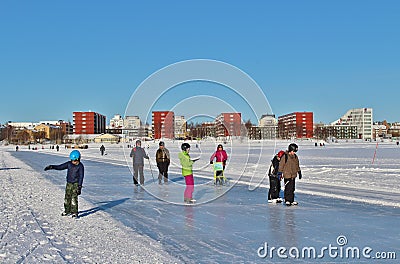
210, 144, 228, 185
278, 143, 302, 206
16, 145, 19, 151
56, 145, 59, 151
130, 140, 149, 186
44, 150, 84, 218
268, 150, 285, 203
100, 145, 105, 156
156, 141, 170, 184
179, 143, 197, 204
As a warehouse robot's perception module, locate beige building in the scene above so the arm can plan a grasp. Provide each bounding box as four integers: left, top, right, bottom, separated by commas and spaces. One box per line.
34, 124, 61, 140
94, 133, 120, 143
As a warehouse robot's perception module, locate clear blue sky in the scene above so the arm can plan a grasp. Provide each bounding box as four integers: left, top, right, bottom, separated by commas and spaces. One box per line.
1, 0, 399, 125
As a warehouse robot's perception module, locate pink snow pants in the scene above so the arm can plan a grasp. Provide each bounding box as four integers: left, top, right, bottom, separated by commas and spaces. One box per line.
184, 174, 194, 199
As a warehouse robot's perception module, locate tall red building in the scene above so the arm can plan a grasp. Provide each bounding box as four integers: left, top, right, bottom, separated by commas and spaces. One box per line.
73, 111, 106, 134
278, 112, 313, 139
215, 113, 242, 137
152, 111, 175, 139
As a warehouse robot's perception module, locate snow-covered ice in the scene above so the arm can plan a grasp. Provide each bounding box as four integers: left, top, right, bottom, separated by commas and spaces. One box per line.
0, 140, 399, 263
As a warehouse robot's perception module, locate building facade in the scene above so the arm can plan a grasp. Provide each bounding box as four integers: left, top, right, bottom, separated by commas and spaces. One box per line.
174, 115, 187, 139
331, 108, 373, 140
314, 124, 358, 140
278, 112, 313, 139
73, 111, 106, 134
372, 124, 388, 139
109, 114, 124, 129
215, 113, 242, 137
152, 111, 175, 139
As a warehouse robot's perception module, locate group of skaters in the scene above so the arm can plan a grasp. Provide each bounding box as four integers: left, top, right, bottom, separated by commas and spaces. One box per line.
268, 143, 302, 206
43, 140, 301, 218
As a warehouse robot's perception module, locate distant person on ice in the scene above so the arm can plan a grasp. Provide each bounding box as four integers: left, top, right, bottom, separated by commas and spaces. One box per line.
100, 145, 105, 156
156, 141, 170, 184
278, 143, 302, 206
44, 150, 84, 218
268, 150, 285, 203
130, 140, 149, 186
209, 144, 228, 185
179, 143, 198, 204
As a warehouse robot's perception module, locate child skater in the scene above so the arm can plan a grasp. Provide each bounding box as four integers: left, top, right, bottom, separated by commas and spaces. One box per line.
44, 150, 84, 218
278, 143, 302, 206
268, 150, 285, 203
179, 143, 198, 204
209, 144, 228, 185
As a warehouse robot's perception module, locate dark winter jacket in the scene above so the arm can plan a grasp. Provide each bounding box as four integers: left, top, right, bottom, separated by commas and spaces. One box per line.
130, 147, 149, 165
52, 161, 85, 186
268, 155, 280, 177
156, 148, 170, 164
278, 152, 300, 179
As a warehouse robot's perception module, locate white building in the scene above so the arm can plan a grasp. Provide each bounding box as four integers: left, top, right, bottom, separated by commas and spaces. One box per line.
331, 108, 373, 140
124, 116, 141, 129
258, 114, 277, 127
174, 115, 186, 138
109, 114, 124, 129
7, 122, 38, 130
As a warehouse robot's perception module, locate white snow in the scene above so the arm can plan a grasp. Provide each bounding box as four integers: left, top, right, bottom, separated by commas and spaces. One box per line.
0, 149, 180, 263
1, 139, 399, 263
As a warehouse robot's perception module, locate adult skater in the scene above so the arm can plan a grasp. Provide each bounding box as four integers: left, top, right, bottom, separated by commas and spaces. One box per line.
44, 150, 84, 218
179, 143, 197, 204
209, 144, 228, 185
100, 145, 105, 156
130, 140, 149, 186
278, 143, 302, 206
268, 150, 285, 203
156, 141, 170, 184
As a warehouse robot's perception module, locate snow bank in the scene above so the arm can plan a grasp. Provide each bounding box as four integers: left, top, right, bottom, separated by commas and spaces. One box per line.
0, 150, 180, 263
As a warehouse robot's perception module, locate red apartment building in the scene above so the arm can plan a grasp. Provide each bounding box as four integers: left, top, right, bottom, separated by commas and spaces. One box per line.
215, 113, 242, 137
278, 112, 313, 139
152, 111, 175, 139
73, 111, 106, 134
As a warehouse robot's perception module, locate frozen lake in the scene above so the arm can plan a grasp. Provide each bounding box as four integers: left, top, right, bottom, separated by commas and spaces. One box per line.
1, 140, 399, 263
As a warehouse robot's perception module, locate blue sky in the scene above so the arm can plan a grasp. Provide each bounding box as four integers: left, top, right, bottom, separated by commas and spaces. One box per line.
1, 0, 399, 125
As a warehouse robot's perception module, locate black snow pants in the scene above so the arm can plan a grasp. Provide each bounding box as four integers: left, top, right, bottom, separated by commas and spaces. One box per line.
268, 175, 281, 200
157, 161, 169, 183
284, 178, 296, 203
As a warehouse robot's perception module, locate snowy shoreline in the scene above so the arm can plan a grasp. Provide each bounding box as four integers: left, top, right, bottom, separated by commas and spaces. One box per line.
0, 149, 180, 263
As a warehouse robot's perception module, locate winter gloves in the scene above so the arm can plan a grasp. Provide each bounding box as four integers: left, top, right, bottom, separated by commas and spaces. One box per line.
77, 185, 82, 195
298, 171, 302, 179
44, 165, 53, 171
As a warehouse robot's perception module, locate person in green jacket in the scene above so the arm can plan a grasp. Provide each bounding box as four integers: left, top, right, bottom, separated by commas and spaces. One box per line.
179, 143, 198, 204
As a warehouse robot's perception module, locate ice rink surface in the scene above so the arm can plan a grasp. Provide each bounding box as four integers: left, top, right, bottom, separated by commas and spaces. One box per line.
1, 140, 399, 263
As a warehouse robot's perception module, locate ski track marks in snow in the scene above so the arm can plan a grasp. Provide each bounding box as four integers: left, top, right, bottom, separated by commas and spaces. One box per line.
0, 150, 180, 263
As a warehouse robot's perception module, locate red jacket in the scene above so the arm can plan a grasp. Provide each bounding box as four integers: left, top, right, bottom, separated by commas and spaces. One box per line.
210, 150, 228, 163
